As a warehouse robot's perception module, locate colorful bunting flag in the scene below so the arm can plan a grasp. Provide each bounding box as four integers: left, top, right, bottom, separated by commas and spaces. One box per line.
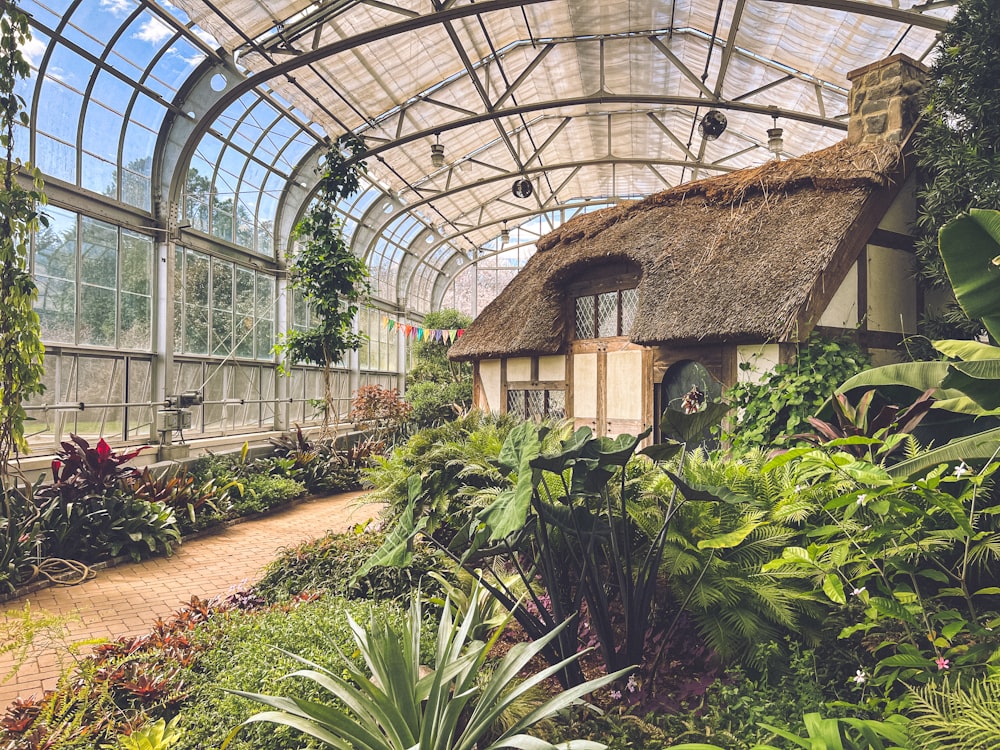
379, 314, 466, 343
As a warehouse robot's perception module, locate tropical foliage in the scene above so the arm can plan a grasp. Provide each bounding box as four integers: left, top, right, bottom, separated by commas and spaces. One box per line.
276, 134, 370, 435
223, 591, 625, 750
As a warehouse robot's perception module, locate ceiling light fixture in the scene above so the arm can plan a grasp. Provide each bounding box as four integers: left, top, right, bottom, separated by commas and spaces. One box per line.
512, 177, 532, 199
430, 133, 445, 169
500, 221, 510, 245
767, 115, 783, 159
699, 109, 727, 140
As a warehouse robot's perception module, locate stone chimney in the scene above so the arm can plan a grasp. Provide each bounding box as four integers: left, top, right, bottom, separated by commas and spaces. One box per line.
846, 54, 927, 145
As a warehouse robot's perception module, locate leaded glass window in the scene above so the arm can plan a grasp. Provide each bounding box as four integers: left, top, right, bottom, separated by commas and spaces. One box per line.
575, 295, 595, 339
574, 287, 638, 339
507, 389, 566, 421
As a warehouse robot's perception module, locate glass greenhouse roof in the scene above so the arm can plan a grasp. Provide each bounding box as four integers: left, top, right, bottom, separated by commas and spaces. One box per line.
15, 0, 956, 315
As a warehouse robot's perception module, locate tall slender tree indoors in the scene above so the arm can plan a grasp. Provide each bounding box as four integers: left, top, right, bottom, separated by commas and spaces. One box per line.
914, 0, 1000, 338
0, 0, 47, 483
277, 134, 370, 436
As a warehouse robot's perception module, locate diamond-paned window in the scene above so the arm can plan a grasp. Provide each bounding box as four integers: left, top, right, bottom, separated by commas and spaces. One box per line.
574, 285, 638, 340
597, 291, 618, 338
575, 295, 595, 339
508, 389, 566, 421
621, 288, 638, 334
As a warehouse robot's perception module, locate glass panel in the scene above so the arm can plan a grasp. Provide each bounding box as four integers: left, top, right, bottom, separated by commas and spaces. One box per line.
548, 390, 566, 419
212, 259, 234, 356
597, 291, 618, 338
526, 390, 546, 421
621, 288, 638, 335
202, 363, 227, 432
184, 250, 209, 354
34, 207, 77, 343
173, 246, 184, 352
575, 295, 595, 339
120, 231, 152, 349
235, 267, 255, 357
80, 217, 118, 346
126, 359, 152, 441
254, 273, 274, 360
76, 357, 124, 441
507, 389, 526, 420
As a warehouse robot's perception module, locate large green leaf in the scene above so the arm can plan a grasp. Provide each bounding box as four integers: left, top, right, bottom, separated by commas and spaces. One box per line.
933, 338, 1000, 361
659, 401, 730, 447
887, 427, 1000, 479
480, 422, 542, 540
939, 209, 1000, 342
836, 361, 952, 396
351, 484, 427, 583
941, 360, 1000, 409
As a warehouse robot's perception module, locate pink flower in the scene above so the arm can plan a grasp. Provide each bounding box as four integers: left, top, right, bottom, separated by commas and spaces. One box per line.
935, 656, 950, 671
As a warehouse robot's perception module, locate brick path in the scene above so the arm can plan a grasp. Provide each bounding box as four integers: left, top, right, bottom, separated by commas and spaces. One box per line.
0, 490, 378, 706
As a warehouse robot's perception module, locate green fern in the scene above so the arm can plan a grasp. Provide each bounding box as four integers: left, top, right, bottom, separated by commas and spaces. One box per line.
909, 677, 1000, 749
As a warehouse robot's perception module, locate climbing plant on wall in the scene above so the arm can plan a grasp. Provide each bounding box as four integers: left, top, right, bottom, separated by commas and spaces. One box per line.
914, 0, 1000, 292
0, 0, 47, 479
276, 134, 370, 436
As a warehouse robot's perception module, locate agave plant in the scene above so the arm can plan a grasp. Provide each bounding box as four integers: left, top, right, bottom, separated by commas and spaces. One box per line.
222, 588, 627, 750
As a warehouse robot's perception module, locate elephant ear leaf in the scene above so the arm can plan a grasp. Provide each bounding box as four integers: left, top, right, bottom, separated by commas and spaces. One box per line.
939, 209, 1000, 342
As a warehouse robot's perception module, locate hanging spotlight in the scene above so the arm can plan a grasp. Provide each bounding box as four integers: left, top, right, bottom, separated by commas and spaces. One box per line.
767, 115, 784, 159
698, 109, 728, 140
500, 221, 510, 245
512, 177, 533, 198
430, 133, 445, 169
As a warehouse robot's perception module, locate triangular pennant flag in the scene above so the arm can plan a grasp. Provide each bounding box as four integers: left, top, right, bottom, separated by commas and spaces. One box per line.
446, 329, 455, 344
435, 329, 443, 342
417, 327, 424, 341
403, 324, 412, 337
387, 319, 395, 331
382, 316, 389, 329
457, 329, 465, 338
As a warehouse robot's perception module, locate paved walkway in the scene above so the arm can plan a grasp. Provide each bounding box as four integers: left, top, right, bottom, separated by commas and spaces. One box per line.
0, 490, 377, 706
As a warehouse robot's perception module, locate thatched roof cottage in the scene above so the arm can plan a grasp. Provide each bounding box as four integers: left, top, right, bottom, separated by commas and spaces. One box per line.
449, 55, 928, 439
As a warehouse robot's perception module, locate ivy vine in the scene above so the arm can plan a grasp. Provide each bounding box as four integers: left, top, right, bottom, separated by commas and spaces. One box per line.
721, 333, 870, 454
1, 0, 47, 479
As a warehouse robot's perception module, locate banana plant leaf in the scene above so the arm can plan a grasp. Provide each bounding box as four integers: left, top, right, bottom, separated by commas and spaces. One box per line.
933, 338, 1000, 361
887, 426, 1000, 479
940, 359, 1000, 410
939, 209, 1000, 342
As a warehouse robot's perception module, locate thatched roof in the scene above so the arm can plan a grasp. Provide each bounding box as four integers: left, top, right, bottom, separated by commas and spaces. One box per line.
450, 139, 905, 361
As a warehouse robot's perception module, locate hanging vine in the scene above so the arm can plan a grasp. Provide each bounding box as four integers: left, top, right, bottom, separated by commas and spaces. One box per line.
0, 0, 47, 481
276, 134, 370, 436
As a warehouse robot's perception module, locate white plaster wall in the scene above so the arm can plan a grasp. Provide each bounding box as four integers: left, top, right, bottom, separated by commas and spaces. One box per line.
877, 173, 916, 235
736, 343, 782, 385
606, 350, 643, 420
867, 245, 917, 333
479, 360, 502, 412
574, 352, 598, 418
506, 357, 532, 382
818, 262, 859, 329
538, 355, 566, 381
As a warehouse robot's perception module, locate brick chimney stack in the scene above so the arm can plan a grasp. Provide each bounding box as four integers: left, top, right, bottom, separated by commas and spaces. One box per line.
846, 54, 928, 145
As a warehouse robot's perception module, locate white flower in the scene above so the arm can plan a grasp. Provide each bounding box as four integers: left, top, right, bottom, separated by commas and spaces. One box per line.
853, 669, 867, 684
856, 494, 867, 506
851, 586, 866, 597
954, 462, 970, 478
626, 674, 638, 693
